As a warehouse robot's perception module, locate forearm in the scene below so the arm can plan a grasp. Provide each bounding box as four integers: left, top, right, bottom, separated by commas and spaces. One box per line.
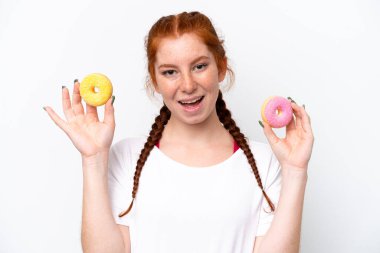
81, 152, 125, 253
258, 167, 308, 253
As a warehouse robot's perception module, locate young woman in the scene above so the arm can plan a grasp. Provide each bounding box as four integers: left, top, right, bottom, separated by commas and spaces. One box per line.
44, 11, 314, 253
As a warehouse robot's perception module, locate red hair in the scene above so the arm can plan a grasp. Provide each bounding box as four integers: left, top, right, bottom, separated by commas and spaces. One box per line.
119, 11, 275, 218
144, 11, 234, 93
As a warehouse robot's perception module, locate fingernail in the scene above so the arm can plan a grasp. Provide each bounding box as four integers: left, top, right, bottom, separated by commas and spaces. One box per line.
287, 96, 297, 104
111, 95, 115, 105
74, 79, 78, 84
43, 106, 46, 111
302, 104, 305, 109
62, 85, 66, 89
258, 120, 264, 128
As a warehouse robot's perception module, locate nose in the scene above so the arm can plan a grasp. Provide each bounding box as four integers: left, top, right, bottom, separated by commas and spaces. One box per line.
180, 71, 197, 93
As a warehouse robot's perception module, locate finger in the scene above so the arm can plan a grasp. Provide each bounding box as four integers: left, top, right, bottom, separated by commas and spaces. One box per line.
285, 114, 297, 137
262, 120, 281, 145
72, 80, 85, 116
291, 103, 308, 133
290, 102, 303, 130
85, 103, 99, 123
299, 104, 313, 134
103, 95, 115, 126
44, 106, 69, 133
62, 86, 75, 121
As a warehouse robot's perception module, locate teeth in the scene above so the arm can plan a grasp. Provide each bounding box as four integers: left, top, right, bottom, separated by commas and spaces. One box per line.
183, 98, 199, 104
180, 97, 202, 104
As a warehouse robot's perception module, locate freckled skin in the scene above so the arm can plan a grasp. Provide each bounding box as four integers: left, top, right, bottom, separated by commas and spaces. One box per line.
153, 33, 226, 126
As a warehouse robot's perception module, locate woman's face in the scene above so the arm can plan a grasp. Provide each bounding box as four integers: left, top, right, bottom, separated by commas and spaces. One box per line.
153, 33, 226, 125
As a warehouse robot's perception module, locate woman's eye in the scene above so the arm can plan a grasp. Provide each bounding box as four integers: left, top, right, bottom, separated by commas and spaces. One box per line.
162, 70, 176, 76
194, 63, 208, 71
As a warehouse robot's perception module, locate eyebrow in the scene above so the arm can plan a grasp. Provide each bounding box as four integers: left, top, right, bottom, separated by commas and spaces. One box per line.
158, 55, 210, 69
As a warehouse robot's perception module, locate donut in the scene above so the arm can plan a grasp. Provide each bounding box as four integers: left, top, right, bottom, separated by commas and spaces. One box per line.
79, 73, 113, 106
261, 96, 293, 128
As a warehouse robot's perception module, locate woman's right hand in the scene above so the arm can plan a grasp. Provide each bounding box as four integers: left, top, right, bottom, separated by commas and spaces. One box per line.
44, 80, 116, 159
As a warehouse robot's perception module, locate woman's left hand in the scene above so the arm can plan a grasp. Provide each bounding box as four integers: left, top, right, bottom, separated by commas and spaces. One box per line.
261, 100, 314, 172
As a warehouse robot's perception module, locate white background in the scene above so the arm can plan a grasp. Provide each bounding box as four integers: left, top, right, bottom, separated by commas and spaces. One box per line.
1, 0, 379, 252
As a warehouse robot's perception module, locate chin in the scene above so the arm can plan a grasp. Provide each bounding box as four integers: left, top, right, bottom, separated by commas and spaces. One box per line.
182, 111, 214, 125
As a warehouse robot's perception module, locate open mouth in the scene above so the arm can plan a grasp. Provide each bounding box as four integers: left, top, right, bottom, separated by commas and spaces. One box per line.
178, 96, 204, 106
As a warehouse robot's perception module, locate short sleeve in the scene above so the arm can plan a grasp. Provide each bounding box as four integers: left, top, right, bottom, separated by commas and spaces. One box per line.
256, 151, 282, 236
107, 140, 135, 226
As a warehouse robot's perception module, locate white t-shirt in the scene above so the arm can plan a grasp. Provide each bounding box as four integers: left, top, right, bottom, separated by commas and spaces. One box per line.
108, 137, 282, 253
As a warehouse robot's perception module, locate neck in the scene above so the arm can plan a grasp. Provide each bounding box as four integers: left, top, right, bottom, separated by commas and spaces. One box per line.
161, 108, 230, 146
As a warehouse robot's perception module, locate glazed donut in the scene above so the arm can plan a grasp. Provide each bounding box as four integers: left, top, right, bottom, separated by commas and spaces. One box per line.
79, 73, 113, 106
261, 96, 293, 128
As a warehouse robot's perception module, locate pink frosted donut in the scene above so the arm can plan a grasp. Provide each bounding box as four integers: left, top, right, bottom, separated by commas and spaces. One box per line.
261, 96, 293, 128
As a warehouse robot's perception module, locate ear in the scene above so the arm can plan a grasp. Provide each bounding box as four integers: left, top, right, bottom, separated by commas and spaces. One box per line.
149, 76, 161, 94
153, 82, 161, 94
218, 57, 228, 82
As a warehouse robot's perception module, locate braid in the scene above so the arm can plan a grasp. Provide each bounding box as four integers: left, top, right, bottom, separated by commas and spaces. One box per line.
216, 90, 276, 213
119, 91, 275, 217
118, 105, 171, 217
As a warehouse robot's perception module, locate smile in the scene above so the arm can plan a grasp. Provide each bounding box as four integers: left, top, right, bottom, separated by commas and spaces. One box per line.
178, 96, 204, 105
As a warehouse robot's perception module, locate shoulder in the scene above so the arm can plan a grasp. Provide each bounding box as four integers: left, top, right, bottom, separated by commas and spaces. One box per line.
245, 138, 281, 182
110, 136, 147, 158
111, 136, 147, 152
247, 138, 274, 160
109, 136, 147, 175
